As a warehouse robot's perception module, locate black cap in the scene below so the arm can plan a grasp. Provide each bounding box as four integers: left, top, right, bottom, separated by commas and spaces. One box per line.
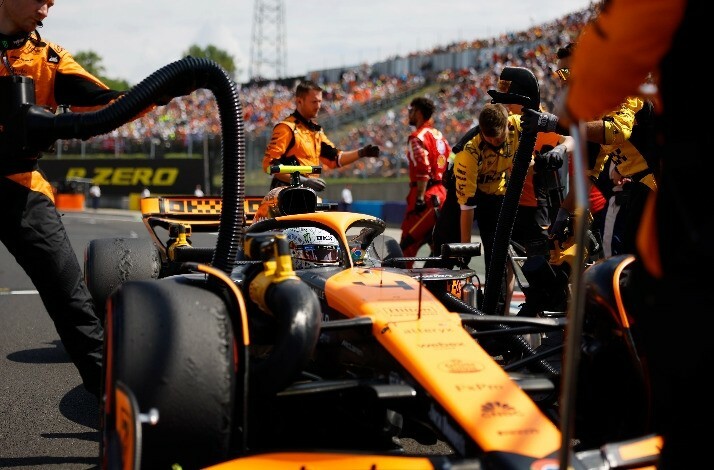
487, 66, 540, 110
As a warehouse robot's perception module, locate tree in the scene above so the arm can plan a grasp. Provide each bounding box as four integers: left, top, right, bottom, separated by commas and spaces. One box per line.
73, 50, 131, 91
182, 44, 240, 80
73, 51, 105, 77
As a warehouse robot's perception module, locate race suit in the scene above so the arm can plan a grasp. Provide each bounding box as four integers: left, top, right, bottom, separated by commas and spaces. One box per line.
1, 31, 123, 396
262, 111, 342, 189
399, 122, 451, 267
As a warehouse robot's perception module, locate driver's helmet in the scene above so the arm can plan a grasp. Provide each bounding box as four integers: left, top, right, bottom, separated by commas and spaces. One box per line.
283, 226, 341, 269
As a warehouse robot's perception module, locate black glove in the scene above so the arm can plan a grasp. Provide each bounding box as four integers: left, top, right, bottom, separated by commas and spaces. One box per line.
414, 198, 427, 213
534, 144, 566, 172
299, 176, 326, 192
358, 144, 380, 158
548, 207, 572, 242
521, 108, 559, 134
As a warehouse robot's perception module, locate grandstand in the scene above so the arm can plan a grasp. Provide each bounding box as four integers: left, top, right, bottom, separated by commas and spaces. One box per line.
46, 3, 596, 205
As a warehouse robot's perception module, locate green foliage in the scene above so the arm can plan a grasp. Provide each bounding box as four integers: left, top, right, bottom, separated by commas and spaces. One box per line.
73, 45, 239, 90
182, 44, 240, 80
73, 50, 131, 91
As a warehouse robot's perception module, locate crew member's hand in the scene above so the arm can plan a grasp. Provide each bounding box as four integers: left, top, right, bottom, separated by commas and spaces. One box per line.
521, 108, 559, 134
430, 194, 441, 208
300, 176, 326, 192
414, 198, 427, 213
534, 144, 567, 172
358, 144, 380, 158
548, 207, 572, 242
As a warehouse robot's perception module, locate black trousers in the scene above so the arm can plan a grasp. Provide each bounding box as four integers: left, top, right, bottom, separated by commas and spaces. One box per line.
0, 176, 103, 396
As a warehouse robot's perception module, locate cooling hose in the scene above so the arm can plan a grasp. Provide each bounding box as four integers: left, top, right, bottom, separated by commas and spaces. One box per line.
15, 56, 245, 275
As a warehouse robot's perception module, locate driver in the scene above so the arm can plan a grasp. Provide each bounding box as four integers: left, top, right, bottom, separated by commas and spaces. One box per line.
283, 227, 341, 269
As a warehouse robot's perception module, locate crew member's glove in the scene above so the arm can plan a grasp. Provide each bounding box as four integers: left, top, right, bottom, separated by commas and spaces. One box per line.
430, 194, 441, 208
358, 144, 380, 158
414, 197, 427, 213
548, 207, 572, 242
521, 108, 559, 134
299, 176, 326, 192
534, 144, 566, 172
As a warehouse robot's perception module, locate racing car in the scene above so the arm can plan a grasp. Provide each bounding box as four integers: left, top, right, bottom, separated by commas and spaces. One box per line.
86, 162, 658, 470
31, 59, 655, 469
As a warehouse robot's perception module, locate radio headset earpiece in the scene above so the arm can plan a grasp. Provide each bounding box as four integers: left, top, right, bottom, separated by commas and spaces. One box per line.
37, 21, 43, 27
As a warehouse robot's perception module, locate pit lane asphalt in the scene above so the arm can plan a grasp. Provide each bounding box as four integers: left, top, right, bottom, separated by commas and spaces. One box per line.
0, 208, 483, 468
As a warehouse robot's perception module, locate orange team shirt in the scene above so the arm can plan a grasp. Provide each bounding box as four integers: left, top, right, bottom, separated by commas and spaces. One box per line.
519, 132, 560, 208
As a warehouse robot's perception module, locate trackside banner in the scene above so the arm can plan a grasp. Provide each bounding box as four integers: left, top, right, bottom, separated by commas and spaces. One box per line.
39, 158, 205, 196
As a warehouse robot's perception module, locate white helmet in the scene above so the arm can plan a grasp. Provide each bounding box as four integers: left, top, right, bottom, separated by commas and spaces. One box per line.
283, 226, 342, 269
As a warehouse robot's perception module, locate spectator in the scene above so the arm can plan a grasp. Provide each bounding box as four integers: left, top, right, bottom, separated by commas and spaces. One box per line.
399, 97, 451, 268
89, 183, 101, 210
194, 184, 205, 197
261, 80, 380, 192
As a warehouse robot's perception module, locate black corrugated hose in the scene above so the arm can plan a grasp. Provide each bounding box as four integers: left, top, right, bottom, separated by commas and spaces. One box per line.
20, 57, 245, 274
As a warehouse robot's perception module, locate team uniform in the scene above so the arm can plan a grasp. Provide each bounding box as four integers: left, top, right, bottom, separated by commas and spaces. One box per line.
262, 111, 343, 189
0, 31, 124, 396
399, 122, 450, 266
600, 136, 657, 257
449, 114, 520, 278
513, 130, 562, 256
566, 0, 704, 466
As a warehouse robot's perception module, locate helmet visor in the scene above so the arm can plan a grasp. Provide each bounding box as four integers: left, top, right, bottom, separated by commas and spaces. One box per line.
295, 244, 340, 263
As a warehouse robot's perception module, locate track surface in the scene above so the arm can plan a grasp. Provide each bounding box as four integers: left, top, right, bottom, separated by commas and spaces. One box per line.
0, 209, 496, 469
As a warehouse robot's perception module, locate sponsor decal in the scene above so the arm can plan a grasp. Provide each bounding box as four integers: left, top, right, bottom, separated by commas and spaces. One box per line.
66, 167, 180, 186
402, 326, 455, 335
481, 401, 523, 418
438, 359, 485, 373
381, 306, 439, 317
163, 198, 221, 215
417, 341, 464, 350
455, 382, 505, 392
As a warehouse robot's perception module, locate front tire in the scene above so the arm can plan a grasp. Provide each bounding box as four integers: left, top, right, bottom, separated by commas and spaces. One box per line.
103, 277, 236, 469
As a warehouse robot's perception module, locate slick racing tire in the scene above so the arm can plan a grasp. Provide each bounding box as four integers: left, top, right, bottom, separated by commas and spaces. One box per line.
368, 234, 404, 266
104, 276, 236, 469
84, 237, 161, 319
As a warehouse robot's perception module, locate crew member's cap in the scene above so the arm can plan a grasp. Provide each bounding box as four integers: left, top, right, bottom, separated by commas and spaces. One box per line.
487, 66, 540, 110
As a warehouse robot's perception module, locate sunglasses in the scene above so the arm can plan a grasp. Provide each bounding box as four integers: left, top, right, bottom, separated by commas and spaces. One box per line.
554, 68, 570, 81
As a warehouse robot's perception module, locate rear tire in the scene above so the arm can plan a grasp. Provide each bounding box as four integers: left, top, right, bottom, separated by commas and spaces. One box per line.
104, 277, 236, 469
84, 238, 161, 319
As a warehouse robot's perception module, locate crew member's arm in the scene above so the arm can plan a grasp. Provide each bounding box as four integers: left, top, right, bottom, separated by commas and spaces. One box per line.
407, 135, 430, 202
556, 0, 685, 124
453, 140, 478, 244
262, 123, 296, 185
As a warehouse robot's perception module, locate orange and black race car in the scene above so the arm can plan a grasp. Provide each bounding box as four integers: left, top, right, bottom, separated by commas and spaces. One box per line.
1, 55, 657, 469
84, 163, 660, 470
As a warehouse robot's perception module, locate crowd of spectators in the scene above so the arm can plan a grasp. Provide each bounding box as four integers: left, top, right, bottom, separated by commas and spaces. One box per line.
77, 2, 597, 180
